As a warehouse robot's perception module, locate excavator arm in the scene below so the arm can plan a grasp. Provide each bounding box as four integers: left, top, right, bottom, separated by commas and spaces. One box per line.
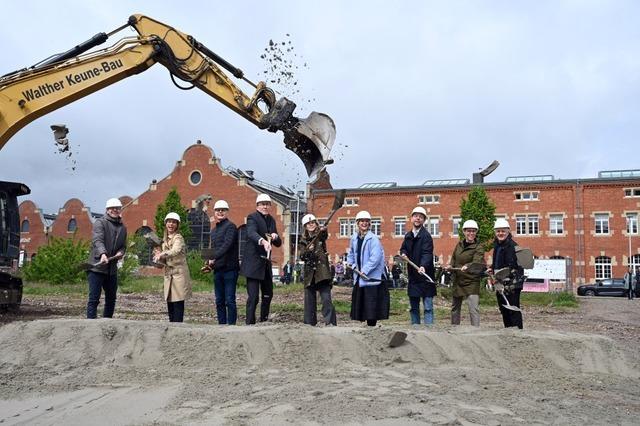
0, 14, 335, 178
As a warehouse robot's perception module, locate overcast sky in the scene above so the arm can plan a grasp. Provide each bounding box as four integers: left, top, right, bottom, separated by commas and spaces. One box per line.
2, 1, 639, 213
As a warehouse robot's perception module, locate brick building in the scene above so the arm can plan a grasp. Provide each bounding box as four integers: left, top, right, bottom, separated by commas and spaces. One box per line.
308, 170, 640, 289
19, 141, 303, 274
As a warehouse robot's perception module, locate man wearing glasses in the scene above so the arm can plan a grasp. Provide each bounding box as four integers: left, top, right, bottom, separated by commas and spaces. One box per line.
86, 198, 127, 319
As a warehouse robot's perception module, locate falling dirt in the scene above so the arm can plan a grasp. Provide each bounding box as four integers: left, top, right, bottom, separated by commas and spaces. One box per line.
53, 135, 78, 172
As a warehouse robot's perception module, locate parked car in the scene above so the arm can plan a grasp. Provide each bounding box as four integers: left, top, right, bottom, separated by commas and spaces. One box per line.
577, 278, 627, 297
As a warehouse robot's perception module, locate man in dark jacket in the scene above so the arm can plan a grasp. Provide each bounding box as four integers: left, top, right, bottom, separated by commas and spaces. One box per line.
208, 200, 239, 325
489, 218, 524, 329
240, 194, 281, 324
86, 197, 127, 319
400, 206, 436, 325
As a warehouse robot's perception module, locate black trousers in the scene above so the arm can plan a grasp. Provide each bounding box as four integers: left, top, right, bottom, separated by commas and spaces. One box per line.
167, 301, 185, 322
246, 278, 273, 324
497, 288, 523, 329
304, 281, 336, 326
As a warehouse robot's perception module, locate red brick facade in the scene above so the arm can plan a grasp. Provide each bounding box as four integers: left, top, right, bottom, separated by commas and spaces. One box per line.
308, 178, 640, 287
18, 200, 50, 258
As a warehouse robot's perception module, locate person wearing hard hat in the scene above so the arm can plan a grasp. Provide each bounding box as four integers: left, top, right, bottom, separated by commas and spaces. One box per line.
488, 218, 524, 329
86, 197, 128, 319
347, 210, 389, 326
445, 219, 485, 326
400, 206, 436, 326
207, 200, 239, 325
153, 212, 192, 322
240, 193, 282, 324
299, 213, 336, 326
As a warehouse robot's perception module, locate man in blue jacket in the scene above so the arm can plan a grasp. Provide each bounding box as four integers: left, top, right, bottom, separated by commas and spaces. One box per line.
208, 200, 239, 324
400, 206, 435, 325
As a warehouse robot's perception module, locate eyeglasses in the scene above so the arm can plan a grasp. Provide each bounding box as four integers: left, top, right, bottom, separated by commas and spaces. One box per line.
495, 229, 509, 233
214, 209, 228, 212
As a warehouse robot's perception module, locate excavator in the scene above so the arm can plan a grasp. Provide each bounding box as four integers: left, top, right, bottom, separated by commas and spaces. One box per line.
0, 14, 336, 308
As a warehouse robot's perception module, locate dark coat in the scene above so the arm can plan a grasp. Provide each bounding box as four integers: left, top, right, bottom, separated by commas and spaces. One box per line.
400, 227, 436, 298
239, 211, 281, 280
209, 218, 239, 272
491, 233, 524, 288
87, 214, 127, 275
300, 228, 332, 287
450, 239, 485, 297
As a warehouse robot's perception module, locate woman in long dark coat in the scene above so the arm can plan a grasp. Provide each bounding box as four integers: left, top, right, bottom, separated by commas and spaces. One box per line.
299, 214, 336, 326
347, 210, 389, 326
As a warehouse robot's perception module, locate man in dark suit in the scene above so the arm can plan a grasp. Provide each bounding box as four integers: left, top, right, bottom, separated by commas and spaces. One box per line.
240, 193, 282, 324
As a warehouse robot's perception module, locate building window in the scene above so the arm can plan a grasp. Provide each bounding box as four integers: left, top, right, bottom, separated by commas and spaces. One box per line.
21, 219, 30, 233
394, 217, 406, 237
418, 194, 440, 204
549, 214, 564, 235
630, 254, 640, 270
626, 213, 639, 234
595, 256, 612, 280
426, 217, 439, 236
67, 218, 77, 232
515, 214, 539, 235
339, 218, 356, 237
343, 197, 359, 207
624, 188, 640, 198
370, 218, 382, 236
594, 213, 609, 234
514, 191, 539, 201
452, 217, 461, 235
189, 170, 202, 185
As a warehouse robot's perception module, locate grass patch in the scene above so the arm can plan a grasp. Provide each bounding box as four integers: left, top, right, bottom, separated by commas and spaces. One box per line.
274, 283, 305, 294
521, 291, 578, 308
23, 282, 87, 296
272, 303, 303, 313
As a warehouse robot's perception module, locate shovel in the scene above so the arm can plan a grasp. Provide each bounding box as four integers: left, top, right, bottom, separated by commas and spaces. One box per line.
77, 254, 123, 271
398, 254, 435, 283
491, 267, 522, 312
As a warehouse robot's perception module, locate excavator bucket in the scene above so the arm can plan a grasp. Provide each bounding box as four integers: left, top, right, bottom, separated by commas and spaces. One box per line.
283, 112, 336, 179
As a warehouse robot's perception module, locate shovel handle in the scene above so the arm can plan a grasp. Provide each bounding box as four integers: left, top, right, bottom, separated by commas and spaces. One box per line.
400, 254, 435, 283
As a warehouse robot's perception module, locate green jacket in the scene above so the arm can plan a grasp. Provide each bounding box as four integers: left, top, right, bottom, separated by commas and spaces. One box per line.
300, 228, 332, 287
450, 239, 485, 297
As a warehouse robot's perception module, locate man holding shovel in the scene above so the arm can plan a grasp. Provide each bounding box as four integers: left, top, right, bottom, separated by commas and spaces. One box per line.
86, 198, 127, 319
400, 207, 436, 326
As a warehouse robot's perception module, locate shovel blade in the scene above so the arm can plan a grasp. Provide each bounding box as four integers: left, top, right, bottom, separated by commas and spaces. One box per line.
388, 331, 407, 348
283, 112, 336, 180
502, 304, 522, 312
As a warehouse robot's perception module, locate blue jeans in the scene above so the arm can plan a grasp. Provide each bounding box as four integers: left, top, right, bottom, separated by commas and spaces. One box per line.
214, 270, 238, 324
87, 271, 118, 319
409, 296, 434, 325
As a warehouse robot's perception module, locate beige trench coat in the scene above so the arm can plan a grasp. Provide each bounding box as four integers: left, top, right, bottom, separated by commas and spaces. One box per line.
159, 233, 192, 302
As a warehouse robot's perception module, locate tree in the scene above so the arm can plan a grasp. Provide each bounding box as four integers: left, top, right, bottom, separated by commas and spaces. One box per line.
154, 187, 192, 241
459, 186, 496, 251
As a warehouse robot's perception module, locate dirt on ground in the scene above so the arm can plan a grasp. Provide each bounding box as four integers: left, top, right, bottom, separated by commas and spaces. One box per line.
0, 291, 639, 425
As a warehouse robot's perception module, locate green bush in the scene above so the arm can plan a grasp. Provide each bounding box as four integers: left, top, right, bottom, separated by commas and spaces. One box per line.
23, 237, 90, 284
117, 250, 140, 289
187, 250, 211, 283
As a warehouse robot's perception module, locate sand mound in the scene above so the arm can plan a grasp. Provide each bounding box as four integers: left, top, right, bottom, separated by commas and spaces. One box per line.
0, 319, 638, 425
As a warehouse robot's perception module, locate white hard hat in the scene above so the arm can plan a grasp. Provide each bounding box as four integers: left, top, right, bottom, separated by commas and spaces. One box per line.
256, 193, 272, 204
165, 212, 181, 223
214, 200, 229, 210
105, 198, 122, 209
411, 206, 427, 218
494, 218, 510, 229
302, 214, 317, 226
355, 210, 371, 221
462, 219, 479, 230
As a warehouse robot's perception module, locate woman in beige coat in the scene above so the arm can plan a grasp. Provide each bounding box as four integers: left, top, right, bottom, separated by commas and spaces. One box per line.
153, 212, 191, 322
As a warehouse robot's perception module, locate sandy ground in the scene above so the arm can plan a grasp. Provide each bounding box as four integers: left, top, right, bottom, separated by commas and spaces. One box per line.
0, 295, 639, 425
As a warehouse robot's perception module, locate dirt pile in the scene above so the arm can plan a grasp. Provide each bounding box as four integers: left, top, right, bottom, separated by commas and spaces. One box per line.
1, 319, 638, 425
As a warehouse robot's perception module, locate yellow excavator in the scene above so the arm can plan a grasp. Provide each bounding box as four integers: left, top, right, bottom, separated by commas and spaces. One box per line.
0, 14, 335, 177
0, 14, 336, 309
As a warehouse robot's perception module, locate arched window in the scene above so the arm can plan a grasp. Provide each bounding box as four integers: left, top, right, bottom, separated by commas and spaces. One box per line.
67, 218, 77, 232
134, 226, 154, 266
594, 256, 611, 280
187, 209, 211, 251
21, 219, 30, 232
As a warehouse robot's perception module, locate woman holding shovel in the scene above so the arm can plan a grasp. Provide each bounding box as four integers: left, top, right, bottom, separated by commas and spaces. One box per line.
299, 214, 336, 326
488, 218, 524, 329
444, 220, 485, 326
153, 212, 191, 323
